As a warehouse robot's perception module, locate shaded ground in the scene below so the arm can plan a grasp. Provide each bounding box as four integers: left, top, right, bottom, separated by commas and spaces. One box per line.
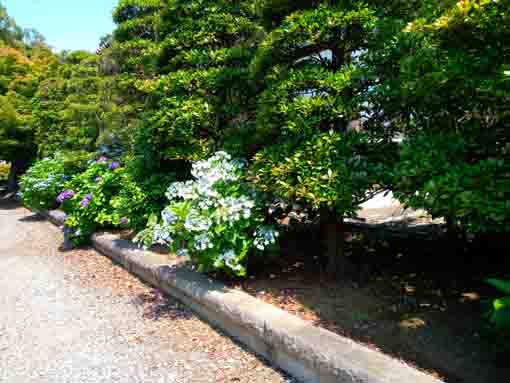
113, 191, 508, 383
225, 216, 509, 383
0, 199, 295, 383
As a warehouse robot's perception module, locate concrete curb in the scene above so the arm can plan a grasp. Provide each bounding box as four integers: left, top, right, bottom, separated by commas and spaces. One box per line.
41, 209, 443, 383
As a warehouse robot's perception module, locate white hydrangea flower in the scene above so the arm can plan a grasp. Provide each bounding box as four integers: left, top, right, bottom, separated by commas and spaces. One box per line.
216, 249, 242, 272
194, 233, 213, 251
176, 248, 189, 258
162, 208, 178, 225
154, 224, 173, 245
254, 227, 280, 251
184, 211, 212, 232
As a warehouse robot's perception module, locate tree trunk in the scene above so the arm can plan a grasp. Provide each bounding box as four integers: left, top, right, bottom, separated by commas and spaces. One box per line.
7, 162, 18, 192
320, 208, 351, 280
6, 158, 29, 192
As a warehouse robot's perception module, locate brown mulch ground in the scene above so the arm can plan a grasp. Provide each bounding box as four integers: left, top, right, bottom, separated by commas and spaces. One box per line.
223, 224, 510, 383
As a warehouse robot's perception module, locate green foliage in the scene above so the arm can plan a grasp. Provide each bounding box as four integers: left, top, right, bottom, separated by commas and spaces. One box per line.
0, 44, 37, 163
251, 4, 377, 81
60, 158, 131, 244
248, 1, 390, 223
136, 152, 280, 276
19, 152, 91, 210
33, 49, 139, 157
0, 4, 56, 162
251, 131, 392, 214
33, 52, 103, 156
0, 161, 10, 182
393, 134, 510, 233
365, 0, 510, 233
130, 0, 264, 175
486, 278, 510, 337
0, 3, 23, 45
112, 0, 161, 25
0, 29, 56, 190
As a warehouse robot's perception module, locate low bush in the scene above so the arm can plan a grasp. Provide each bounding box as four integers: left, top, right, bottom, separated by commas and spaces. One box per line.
486, 278, 510, 333
393, 133, 510, 233
19, 152, 91, 210
0, 162, 10, 182
59, 156, 146, 245
136, 151, 280, 277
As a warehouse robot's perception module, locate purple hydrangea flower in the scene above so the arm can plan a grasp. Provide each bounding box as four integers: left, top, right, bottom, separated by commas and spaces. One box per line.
97, 156, 109, 164
80, 193, 93, 208
109, 161, 121, 170
120, 217, 129, 226
56, 190, 75, 204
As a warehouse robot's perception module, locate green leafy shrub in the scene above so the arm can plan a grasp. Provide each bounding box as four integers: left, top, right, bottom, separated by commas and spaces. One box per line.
136, 152, 280, 277
365, 0, 510, 233
59, 156, 138, 245
393, 133, 510, 233
19, 152, 90, 210
250, 131, 390, 215
486, 278, 510, 340
120, 156, 181, 232
109, 174, 151, 232
0, 162, 9, 182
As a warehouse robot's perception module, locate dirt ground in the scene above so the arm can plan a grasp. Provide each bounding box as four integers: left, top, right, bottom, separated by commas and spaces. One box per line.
224, 214, 509, 383
141, 193, 509, 383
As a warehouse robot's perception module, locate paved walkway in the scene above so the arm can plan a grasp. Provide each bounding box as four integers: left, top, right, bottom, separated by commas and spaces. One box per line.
0, 201, 294, 383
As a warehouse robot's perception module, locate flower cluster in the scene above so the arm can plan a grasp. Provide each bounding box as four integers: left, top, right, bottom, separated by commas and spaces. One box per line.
56, 190, 75, 203
109, 161, 121, 170
95, 156, 122, 171
80, 193, 93, 208
137, 151, 280, 277
59, 156, 130, 245
165, 152, 245, 202
253, 227, 280, 251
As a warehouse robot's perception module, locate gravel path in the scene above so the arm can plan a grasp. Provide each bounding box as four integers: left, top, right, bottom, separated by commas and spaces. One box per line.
0, 202, 295, 383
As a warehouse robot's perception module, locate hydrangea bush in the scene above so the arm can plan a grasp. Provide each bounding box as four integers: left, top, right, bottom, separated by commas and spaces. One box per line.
19, 151, 94, 210
19, 155, 69, 210
59, 156, 142, 245
136, 152, 280, 277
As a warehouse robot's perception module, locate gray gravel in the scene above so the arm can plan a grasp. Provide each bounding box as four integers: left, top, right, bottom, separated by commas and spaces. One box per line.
0, 202, 295, 383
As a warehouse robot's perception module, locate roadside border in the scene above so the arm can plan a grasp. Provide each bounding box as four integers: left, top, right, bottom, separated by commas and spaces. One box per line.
40, 209, 444, 383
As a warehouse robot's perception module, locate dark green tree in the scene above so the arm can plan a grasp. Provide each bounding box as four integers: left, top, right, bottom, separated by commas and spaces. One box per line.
248, 0, 393, 278
0, 2, 23, 45
0, 10, 56, 190
365, 0, 510, 233
140, 0, 264, 165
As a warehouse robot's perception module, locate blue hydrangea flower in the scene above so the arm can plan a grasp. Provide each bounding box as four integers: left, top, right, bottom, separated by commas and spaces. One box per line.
162, 208, 178, 226
57, 190, 75, 204
109, 161, 121, 170
80, 193, 93, 208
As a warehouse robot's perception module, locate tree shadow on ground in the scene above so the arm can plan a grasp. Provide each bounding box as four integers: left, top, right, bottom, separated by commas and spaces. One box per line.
0, 193, 21, 210
224, 219, 510, 383
18, 213, 46, 222
131, 289, 194, 321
